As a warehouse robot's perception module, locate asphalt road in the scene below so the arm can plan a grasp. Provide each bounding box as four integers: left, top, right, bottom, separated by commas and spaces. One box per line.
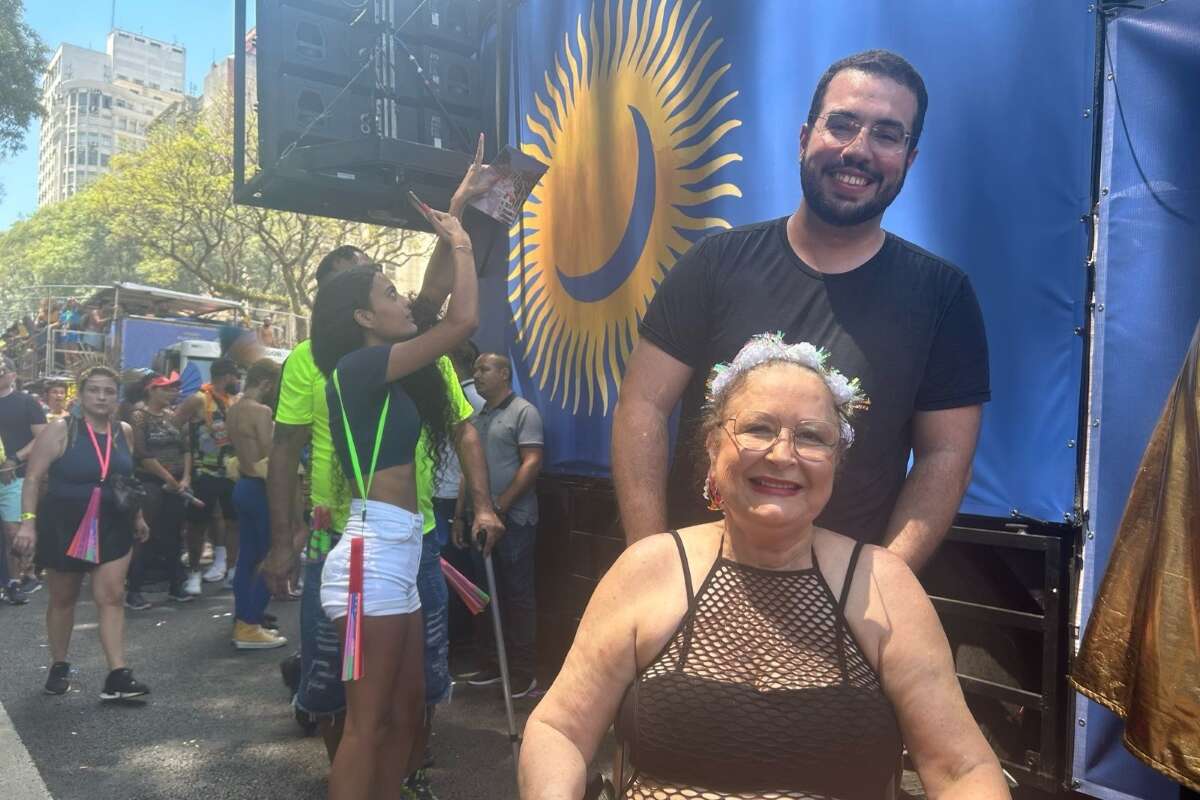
0, 578, 545, 800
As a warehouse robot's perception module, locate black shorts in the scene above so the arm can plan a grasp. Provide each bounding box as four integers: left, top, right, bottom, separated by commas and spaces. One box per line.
186, 474, 238, 523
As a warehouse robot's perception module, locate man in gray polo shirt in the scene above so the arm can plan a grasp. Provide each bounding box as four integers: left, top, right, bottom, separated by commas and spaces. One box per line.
454, 353, 544, 698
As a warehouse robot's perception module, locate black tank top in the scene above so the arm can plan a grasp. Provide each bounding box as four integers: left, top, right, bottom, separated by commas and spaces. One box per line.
48, 421, 134, 503
616, 531, 903, 799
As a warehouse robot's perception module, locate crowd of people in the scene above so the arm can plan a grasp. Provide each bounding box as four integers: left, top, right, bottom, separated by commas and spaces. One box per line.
0, 48, 1036, 800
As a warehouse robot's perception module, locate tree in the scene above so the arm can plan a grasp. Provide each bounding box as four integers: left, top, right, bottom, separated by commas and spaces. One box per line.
0, 190, 154, 324
0, 0, 47, 159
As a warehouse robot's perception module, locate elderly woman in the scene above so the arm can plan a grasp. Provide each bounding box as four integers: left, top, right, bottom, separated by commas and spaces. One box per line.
521, 334, 1009, 800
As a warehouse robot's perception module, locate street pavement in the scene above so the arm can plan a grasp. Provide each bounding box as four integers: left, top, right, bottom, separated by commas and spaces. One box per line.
0, 578, 553, 800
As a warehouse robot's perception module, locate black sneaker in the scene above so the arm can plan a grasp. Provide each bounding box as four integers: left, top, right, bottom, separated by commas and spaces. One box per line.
262, 612, 279, 630
99, 668, 149, 701
465, 666, 502, 687
510, 674, 538, 700
44, 662, 71, 695
405, 768, 440, 800
20, 575, 43, 595
3, 582, 29, 605
124, 591, 151, 611
167, 587, 194, 603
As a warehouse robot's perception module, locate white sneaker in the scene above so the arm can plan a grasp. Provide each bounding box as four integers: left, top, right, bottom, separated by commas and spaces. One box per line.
202, 562, 226, 583
222, 566, 236, 590
184, 571, 203, 596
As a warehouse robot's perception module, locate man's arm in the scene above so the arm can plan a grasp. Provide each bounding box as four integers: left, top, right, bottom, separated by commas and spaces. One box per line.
17, 398, 48, 461
882, 405, 982, 572
453, 421, 504, 552
495, 445, 543, 518
611, 341, 694, 545
171, 393, 203, 429
261, 421, 310, 595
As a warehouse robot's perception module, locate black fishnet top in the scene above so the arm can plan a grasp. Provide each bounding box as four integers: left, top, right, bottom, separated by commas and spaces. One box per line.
615, 531, 902, 799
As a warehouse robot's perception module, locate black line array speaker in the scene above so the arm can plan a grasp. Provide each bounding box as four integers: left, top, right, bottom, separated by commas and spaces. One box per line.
248, 0, 490, 229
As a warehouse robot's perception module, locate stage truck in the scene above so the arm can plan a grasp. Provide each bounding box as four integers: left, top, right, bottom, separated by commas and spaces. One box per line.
11, 283, 297, 393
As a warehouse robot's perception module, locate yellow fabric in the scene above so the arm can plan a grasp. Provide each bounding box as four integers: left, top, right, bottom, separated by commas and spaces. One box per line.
1069, 320, 1200, 792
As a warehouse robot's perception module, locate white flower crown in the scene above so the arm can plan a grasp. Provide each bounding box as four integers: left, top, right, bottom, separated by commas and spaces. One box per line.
708, 332, 869, 447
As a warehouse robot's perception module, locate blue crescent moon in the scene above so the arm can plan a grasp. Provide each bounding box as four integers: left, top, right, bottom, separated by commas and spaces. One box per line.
556, 105, 656, 303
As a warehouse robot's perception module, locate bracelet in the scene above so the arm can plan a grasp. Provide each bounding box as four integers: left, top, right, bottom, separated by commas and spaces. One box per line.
20, 512, 36, 521
453, 244, 473, 252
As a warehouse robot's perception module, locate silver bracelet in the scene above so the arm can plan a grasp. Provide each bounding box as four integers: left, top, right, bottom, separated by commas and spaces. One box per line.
454, 244, 473, 252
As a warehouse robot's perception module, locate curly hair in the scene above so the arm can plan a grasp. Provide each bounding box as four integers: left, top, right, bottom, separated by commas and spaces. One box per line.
310, 265, 456, 476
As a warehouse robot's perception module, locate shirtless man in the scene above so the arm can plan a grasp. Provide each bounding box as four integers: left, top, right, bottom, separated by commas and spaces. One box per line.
226, 358, 286, 649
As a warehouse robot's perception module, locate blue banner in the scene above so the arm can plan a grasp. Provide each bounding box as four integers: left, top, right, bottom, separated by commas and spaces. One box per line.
1075, 2, 1200, 797
501, 0, 1094, 522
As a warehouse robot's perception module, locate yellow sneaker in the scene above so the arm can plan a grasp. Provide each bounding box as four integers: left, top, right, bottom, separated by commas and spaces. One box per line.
232, 620, 288, 650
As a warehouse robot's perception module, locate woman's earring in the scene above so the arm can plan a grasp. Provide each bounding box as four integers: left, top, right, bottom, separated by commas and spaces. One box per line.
703, 474, 722, 512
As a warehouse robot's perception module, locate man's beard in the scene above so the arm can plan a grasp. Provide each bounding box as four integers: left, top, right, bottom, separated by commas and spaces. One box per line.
800, 154, 907, 227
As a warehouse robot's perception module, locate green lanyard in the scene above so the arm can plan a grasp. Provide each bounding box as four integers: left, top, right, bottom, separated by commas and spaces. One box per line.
332, 369, 390, 522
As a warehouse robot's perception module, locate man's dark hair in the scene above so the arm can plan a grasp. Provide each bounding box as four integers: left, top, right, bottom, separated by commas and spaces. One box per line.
806, 49, 928, 149
450, 340, 480, 375
244, 357, 281, 389
315, 246, 368, 286
210, 357, 241, 379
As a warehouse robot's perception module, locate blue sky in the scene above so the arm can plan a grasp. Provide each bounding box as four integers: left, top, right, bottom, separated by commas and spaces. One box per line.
0, 1, 253, 231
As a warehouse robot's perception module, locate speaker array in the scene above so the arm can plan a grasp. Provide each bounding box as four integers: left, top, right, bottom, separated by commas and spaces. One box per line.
255, 0, 485, 171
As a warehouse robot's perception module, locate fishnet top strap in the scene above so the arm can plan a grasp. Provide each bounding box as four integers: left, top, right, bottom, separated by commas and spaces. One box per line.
836, 541, 865, 613
666, 529, 695, 608
815, 540, 865, 685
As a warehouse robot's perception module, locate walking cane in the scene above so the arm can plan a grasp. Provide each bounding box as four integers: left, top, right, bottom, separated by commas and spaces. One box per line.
478, 531, 522, 781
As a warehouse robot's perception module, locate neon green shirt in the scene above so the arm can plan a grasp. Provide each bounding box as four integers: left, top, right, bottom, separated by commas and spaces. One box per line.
275, 340, 472, 559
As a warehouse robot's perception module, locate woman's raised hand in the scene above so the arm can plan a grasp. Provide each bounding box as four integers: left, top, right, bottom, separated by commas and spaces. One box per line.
453, 133, 502, 204
409, 191, 470, 248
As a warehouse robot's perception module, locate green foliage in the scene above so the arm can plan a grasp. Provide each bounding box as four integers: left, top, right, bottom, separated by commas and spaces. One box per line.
0, 93, 435, 327
0, 0, 46, 159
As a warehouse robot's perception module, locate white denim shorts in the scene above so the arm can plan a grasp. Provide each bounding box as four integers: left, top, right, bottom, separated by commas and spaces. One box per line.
320, 499, 423, 619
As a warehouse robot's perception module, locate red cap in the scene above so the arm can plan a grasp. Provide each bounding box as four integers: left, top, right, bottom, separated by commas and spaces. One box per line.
147, 371, 180, 388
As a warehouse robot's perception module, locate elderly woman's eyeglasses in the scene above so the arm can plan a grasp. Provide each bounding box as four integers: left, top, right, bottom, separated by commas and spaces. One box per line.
815, 112, 911, 155
723, 411, 839, 462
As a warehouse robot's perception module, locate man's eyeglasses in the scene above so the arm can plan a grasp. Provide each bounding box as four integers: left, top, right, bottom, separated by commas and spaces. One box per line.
815, 112, 911, 155
722, 411, 840, 463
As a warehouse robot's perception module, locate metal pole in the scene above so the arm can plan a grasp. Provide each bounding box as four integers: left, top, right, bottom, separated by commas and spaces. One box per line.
481, 547, 522, 781
233, 0, 247, 192
495, 0, 510, 152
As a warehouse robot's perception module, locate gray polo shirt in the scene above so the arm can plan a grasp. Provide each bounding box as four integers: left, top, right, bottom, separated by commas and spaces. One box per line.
472, 391, 543, 525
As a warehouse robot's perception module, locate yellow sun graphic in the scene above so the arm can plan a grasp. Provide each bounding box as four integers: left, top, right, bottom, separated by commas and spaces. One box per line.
509, 0, 742, 415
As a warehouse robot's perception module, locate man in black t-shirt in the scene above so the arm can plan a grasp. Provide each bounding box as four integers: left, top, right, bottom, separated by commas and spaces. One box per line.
613, 50, 989, 571
0, 356, 48, 601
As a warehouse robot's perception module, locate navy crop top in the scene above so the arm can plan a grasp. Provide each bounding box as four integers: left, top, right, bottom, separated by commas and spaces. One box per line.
327, 345, 422, 485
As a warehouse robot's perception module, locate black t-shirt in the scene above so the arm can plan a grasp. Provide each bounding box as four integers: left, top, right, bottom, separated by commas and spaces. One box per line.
639, 217, 990, 544
0, 390, 48, 460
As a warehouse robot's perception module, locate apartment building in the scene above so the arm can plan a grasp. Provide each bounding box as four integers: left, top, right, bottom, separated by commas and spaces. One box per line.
36, 30, 186, 207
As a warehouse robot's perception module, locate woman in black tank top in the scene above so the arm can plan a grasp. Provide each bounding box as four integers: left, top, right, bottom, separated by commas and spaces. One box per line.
12, 366, 152, 701
520, 336, 1010, 799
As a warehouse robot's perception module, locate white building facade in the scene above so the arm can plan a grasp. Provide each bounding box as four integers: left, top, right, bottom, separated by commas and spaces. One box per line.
37, 30, 187, 207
